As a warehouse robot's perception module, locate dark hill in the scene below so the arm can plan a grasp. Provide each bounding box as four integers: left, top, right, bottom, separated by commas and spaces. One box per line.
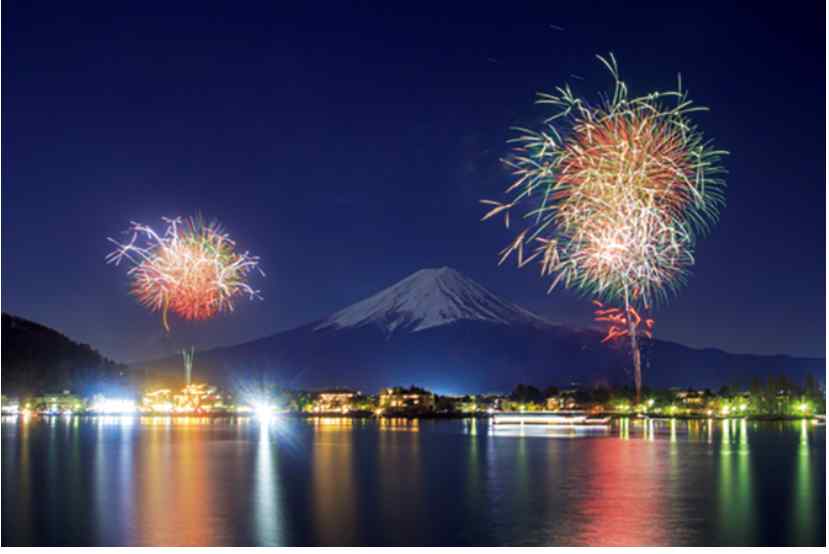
2, 313, 127, 396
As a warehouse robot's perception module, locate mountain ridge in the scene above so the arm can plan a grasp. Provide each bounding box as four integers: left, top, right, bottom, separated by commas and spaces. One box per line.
135, 267, 824, 392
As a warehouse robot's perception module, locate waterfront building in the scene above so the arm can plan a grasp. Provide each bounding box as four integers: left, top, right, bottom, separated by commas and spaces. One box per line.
436, 395, 475, 413
141, 388, 174, 413
173, 383, 225, 413
674, 389, 707, 407
141, 383, 227, 414
1, 395, 19, 414
311, 389, 360, 414
29, 391, 85, 414
378, 386, 436, 414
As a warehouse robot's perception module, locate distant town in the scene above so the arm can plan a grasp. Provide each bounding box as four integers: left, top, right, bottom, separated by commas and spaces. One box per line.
3, 372, 825, 420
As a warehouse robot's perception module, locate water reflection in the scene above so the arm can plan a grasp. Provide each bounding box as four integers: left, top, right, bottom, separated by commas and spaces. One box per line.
376, 417, 425, 544
619, 417, 630, 440
312, 417, 357, 545
1, 417, 825, 546
716, 418, 755, 545
574, 425, 669, 545
793, 419, 814, 545
253, 421, 283, 545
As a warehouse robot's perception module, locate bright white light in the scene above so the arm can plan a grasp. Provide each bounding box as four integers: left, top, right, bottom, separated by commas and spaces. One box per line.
253, 402, 274, 421
1, 404, 19, 415
90, 397, 137, 414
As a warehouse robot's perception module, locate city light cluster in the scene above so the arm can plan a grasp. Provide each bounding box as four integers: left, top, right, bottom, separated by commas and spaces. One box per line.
140, 384, 226, 414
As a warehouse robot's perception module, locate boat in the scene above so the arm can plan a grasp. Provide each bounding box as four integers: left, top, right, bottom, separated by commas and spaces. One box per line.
491, 410, 611, 428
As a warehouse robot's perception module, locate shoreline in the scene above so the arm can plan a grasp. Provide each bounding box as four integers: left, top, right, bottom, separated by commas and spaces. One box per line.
4, 412, 824, 423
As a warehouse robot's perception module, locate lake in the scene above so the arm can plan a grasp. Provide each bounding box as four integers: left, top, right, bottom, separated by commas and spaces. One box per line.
1, 415, 824, 546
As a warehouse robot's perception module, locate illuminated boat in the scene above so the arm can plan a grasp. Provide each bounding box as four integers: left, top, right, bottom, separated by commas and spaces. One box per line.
491, 411, 611, 427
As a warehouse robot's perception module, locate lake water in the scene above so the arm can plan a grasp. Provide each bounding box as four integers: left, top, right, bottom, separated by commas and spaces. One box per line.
1, 415, 825, 546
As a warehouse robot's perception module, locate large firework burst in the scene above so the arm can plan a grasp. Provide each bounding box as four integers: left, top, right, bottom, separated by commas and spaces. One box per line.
107, 216, 263, 332
483, 54, 726, 398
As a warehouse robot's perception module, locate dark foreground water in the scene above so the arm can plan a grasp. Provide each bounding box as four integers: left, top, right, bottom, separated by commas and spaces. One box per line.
1, 415, 825, 546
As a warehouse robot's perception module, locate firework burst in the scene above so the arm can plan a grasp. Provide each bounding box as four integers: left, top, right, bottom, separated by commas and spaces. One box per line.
107, 216, 263, 332
483, 54, 726, 398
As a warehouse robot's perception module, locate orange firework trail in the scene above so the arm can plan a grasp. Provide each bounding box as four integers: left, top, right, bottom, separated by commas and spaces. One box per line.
592, 300, 654, 344
107, 216, 263, 332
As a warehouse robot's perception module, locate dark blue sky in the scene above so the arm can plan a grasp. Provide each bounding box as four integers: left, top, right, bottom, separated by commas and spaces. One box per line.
3, 3, 825, 362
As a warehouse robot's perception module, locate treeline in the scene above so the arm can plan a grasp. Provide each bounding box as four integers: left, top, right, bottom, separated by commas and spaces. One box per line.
508, 374, 825, 406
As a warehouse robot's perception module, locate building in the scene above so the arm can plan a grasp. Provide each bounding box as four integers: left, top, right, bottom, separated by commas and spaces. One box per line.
545, 396, 561, 411
674, 389, 707, 407
1, 395, 19, 414
439, 395, 484, 414
312, 389, 359, 414
29, 391, 85, 414
141, 389, 174, 413
378, 386, 435, 414
141, 383, 227, 414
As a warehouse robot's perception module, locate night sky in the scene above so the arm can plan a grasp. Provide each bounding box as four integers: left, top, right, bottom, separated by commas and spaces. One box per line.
3, 3, 825, 362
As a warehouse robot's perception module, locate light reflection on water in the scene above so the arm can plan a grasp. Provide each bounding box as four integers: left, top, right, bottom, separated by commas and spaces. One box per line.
1, 416, 825, 546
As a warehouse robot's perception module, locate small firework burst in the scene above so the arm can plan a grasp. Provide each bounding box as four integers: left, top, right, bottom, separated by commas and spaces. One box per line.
483, 54, 726, 397
107, 216, 263, 331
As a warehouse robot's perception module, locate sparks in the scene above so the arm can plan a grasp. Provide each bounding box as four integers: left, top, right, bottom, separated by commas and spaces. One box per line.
107, 216, 263, 332
593, 300, 654, 344
483, 54, 727, 399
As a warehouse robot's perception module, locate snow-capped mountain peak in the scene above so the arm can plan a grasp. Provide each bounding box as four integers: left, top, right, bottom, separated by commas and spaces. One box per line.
314, 266, 552, 334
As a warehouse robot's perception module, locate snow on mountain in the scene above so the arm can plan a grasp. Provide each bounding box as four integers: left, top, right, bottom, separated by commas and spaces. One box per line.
314, 267, 553, 334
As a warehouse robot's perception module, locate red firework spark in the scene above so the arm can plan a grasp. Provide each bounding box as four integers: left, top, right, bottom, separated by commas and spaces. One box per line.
593, 299, 654, 344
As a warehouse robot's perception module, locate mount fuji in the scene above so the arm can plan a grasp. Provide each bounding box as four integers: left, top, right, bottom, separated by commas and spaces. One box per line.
315, 267, 551, 334
138, 267, 824, 393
